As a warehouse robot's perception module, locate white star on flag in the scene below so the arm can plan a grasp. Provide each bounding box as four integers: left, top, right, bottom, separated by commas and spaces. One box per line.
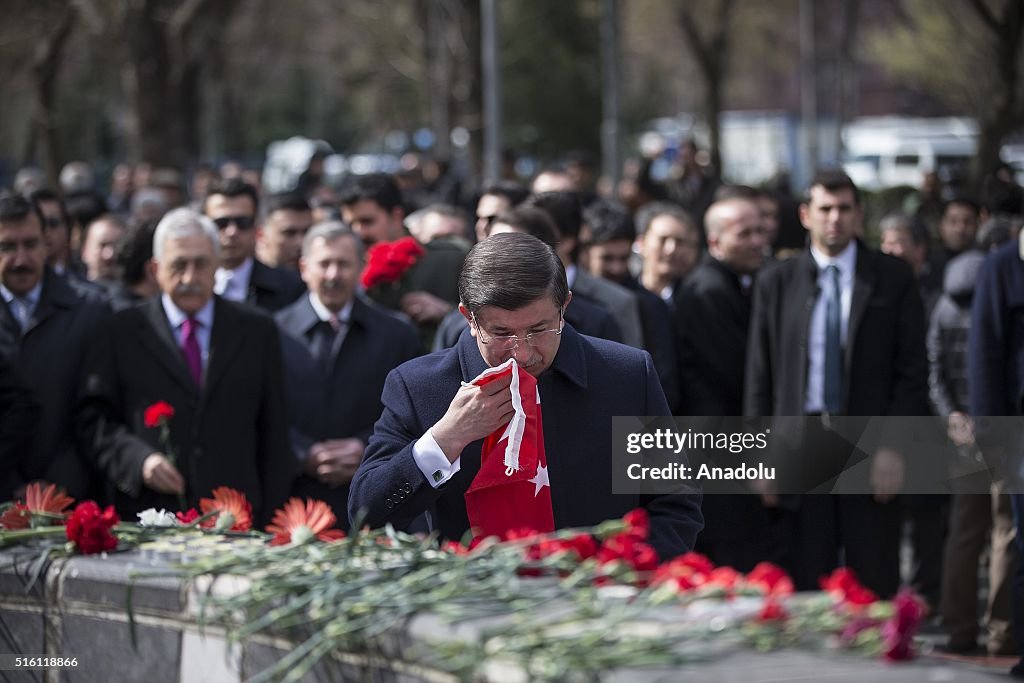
528, 464, 549, 497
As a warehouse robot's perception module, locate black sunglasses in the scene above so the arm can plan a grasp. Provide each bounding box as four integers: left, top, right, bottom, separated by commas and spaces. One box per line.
212, 215, 256, 231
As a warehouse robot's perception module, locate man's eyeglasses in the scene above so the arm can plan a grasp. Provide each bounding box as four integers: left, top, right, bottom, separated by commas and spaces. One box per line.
471, 312, 564, 351
212, 215, 256, 231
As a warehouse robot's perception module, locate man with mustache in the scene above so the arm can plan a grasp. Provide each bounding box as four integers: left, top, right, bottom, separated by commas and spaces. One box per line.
77, 208, 294, 523
0, 192, 109, 500
274, 223, 419, 523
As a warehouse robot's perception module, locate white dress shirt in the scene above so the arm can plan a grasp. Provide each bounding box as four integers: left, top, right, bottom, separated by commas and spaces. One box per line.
215, 257, 254, 302
804, 242, 856, 414
161, 294, 215, 371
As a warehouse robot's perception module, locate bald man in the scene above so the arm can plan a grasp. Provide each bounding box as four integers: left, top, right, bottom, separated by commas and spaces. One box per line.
673, 197, 781, 572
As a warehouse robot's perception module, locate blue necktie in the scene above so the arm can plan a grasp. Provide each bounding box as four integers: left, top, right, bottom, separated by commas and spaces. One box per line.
823, 265, 843, 414
10, 297, 31, 331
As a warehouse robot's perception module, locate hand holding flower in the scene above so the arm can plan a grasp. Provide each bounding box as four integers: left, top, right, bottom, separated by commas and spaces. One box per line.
142, 453, 185, 495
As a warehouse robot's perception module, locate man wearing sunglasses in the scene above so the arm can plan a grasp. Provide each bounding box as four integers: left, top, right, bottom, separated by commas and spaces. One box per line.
202, 179, 304, 313
350, 232, 703, 560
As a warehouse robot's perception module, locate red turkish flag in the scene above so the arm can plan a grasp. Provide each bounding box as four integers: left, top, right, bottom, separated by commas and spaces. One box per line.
464, 359, 554, 539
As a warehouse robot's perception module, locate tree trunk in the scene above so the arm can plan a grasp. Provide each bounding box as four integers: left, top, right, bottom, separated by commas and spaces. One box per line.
968, 0, 1023, 193
31, 5, 77, 188
124, 0, 175, 166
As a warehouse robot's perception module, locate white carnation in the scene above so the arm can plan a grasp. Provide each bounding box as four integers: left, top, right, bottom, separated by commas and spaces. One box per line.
137, 508, 179, 527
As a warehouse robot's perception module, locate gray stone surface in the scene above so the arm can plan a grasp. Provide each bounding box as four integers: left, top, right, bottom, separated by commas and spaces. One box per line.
61, 615, 180, 683
60, 555, 183, 613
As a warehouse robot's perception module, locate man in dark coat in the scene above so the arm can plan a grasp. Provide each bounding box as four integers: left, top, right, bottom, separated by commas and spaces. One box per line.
275, 222, 419, 523
349, 233, 703, 560
745, 171, 929, 597
674, 196, 794, 571
0, 193, 109, 500
78, 208, 294, 523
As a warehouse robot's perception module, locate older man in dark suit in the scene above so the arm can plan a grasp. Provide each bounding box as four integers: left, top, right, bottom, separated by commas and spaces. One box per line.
350, 233, 703, 559
0, 193, 109, 500
275, 222, 419, 523
745, 170, 929, 597
78, 208, 295, 523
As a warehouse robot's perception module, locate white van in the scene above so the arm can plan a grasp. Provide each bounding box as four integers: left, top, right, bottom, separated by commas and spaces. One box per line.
842, 117, 976, 190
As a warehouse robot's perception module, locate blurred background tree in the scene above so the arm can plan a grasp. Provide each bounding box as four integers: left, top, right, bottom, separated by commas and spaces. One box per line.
866, 0, 1024, 192
0, 0, 1019, 192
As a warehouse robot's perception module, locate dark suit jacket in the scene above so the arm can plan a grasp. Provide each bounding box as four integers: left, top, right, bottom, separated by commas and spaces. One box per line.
0, 270, 110, 499
275, 295, 420, 517
349, 324, 704, 559
248, 259, 305, 312
77, 296, 295, 522
573, 270, 644, 348
431, 295, 623, 351
623, 278, 680, 412
969, 241, 1024, 419
0, 353, 40, 487
745, 243, 928, 419
675, 256, 751, 416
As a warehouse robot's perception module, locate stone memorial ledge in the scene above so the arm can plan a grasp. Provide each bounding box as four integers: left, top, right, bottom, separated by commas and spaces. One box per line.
0, 547, 1009, 682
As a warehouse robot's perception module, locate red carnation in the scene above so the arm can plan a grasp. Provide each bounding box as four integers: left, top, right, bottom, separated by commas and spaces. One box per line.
622, 508, 650, 540
707, 566, 743, 593
176, 508, 200, 524
820, 567, 877, 607
65, 501, 119, 554
882, 589, 924, 661
757, 598, 788, 623
746, 562, 794, 596
143, 401, 175, 428
360, 237, 425, 289
597, 533, 660, 573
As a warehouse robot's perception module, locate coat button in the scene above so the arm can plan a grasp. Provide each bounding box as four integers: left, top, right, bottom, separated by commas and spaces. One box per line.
403, 483, 413, 494
385, 498, 394, 510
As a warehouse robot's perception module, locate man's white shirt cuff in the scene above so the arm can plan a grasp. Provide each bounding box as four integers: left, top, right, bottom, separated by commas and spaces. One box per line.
413, 429, 461, 488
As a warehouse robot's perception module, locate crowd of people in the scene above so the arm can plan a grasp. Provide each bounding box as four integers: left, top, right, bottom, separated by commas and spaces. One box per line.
2, 146, 1024, 663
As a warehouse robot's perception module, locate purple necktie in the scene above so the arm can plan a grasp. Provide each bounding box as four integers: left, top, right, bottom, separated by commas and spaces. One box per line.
181, 317, 202, 386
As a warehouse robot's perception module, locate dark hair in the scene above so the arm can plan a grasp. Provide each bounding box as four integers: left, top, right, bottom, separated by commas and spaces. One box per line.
942, 197, 981, 217
804, 169, 860, 205
0, 191, 44, 227
879, 212, 930, 247
27, 188, 70, 233
714, 184, 760, 202
634, 201, 697, 237
522, 191, 582, 239
117, 219, 157, 286
339, 173, 403, 212
492, 206, 559, 248
459, 232, 568, 313
204, 178, 260, 215
480, 180, 529, 208
65, 191, 108, 229
564, 150, 597, 170
263, 191, 311, 219
584, 201, 636, 244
